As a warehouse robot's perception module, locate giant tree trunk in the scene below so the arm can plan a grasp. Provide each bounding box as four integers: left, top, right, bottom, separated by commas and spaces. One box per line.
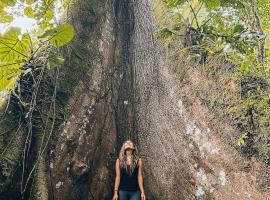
1, 0, 270, 200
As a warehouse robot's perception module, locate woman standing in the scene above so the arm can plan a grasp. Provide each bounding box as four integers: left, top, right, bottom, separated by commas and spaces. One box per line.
112, 140, 146, 200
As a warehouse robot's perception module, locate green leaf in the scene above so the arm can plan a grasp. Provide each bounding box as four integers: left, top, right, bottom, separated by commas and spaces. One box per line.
0, 9, 14, 23
24, 7, 35, 18
44, 10, 54, 21
0, 62, 21, 92
39, 24, 74, 47
0, 27, 31, 63
155, 27, 173, 39
236, 133, 248, 146
25, 0, 37, 4
233, 24, 245, 33
167, 0, 185, 8
205, 0, 221, 9
0, 0, 16, 7
47, 55, 65, 69
221, 0, 244, 9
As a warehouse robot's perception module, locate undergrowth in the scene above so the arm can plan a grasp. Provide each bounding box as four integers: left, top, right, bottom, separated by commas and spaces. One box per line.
153, 0, 270, 163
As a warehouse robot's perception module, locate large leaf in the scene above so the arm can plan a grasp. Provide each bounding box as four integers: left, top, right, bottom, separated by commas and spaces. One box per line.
221, 0, 244, 9
39, 24, 74, 47
24, 6, 35, 18
167, 0, 186, 8
0, 9, 13, 23
175, 0, 208, 27
233, 24, 245, 33
205, 0, 221, 9
25, 0, 37, 4
155, 27, 173, 39
0, 62, 21, 92
0, 0, 16, 7
0, 27, 31, 63
47, 55, 65, 69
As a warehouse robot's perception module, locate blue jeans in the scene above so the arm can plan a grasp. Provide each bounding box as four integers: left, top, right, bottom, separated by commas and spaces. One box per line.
118, 190, 140, 200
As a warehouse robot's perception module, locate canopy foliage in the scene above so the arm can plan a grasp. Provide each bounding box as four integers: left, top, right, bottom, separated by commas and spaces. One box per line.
0, 0, 74, 106
158, 0, 270, 161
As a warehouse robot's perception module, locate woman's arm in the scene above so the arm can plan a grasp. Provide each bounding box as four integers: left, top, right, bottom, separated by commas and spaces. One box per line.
138, 158, 145, 194
114, 159, 120, 195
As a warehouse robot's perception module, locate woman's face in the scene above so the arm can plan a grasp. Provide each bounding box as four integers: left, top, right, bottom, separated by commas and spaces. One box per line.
124, 140, 134, 151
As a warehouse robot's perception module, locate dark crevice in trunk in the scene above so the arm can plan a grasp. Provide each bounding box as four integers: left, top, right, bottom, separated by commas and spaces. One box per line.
113, 0, 138, 154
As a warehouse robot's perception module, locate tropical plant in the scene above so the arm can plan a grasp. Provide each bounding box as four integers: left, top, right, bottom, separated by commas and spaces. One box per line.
0, 0, 74, 106
157, 0, 270, 161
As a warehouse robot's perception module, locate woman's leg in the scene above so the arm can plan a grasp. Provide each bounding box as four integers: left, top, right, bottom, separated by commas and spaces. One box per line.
129, 190, 141, 200
118, 190, 129, 200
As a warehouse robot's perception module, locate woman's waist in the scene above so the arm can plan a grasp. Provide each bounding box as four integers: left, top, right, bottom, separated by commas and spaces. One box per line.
119, 180, 139, 189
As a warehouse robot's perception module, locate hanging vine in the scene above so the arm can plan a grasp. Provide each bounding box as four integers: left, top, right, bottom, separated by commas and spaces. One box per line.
0, 0, 75, 199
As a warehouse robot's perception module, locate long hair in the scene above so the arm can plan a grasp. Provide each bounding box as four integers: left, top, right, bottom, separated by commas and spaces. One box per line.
119, 140, 140, 176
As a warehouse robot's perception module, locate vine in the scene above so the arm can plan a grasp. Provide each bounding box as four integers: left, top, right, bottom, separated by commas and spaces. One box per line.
0, 0, 75, 198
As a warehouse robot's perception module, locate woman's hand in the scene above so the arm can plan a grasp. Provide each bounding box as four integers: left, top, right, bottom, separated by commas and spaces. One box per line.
112, 193, 118, 200
141, 192, 146, 200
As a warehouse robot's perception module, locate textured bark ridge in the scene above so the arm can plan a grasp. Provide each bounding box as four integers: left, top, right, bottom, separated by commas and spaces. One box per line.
47, 0, 270, 200
50, 0, 136, 199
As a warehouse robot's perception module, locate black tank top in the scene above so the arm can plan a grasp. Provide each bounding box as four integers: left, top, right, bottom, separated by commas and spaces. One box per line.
119, 160, 139, 191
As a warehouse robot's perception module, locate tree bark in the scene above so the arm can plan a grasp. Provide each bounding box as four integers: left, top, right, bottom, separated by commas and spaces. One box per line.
1, 0, 270, 200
